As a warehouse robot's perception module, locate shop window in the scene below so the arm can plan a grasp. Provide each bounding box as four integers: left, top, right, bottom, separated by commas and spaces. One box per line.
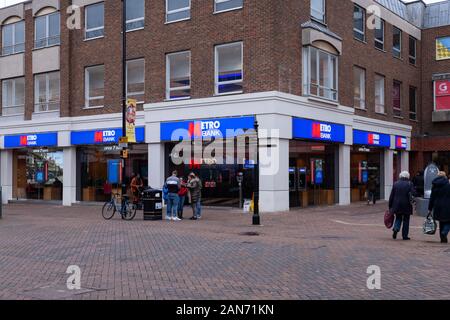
35, 12, 60, 48
215, 42, 243, 95
311, 0, 325, 23
350, 147, 382, 203
353, 66, 366, 109
85, 65, 104, 108
2, 20, 25, 56
409, 36, 417, 65
374, 17, 384, 51
375, 74, 385, 114
127, 59, 145, 103
126, 0, 145, 31
393, 26, 402, 59
85, 2, 104, 39
166, 51, 190, 100
215, 0, 243, 13
409, 86, 417, 121
303, 46, 338, 101
2, 77, 25, 116
393, 80, 402, 117
166, 0, 190, 23
34, 71, 60, 113
353, 5, 365, 42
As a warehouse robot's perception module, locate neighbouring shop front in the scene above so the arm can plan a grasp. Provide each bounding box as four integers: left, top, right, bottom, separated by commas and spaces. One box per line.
161, 116, 256, 207
71, 127, 147, 202
290, 118, 345, 208
4, 132, 63, 202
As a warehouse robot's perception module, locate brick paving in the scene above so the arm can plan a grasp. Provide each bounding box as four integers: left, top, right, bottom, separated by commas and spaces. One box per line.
0, 202, 449, 300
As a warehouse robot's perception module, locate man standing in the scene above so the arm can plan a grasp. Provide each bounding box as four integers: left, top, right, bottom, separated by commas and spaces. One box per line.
165, 171, 181, 221
187, 173, 202, 220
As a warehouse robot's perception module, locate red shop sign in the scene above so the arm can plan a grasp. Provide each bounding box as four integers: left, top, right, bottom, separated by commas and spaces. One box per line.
435, 80, 450, 110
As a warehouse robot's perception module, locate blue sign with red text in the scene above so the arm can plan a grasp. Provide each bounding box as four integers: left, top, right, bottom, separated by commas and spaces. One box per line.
293, 118, 345, 143
71, 127, 145, 145
353, 130, 391, 148
4, 132, 58, 148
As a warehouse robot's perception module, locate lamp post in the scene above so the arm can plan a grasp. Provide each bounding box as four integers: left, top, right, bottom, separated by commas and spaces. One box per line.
121, 0, 128, 200
253, 119, 260, 225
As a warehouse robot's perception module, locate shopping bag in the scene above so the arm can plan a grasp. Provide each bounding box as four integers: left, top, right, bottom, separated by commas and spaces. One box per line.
384, 210, 394, 229
423, 213, 437, 235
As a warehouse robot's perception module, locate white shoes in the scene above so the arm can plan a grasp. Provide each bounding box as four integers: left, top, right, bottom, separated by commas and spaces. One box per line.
173, 217, 181, 221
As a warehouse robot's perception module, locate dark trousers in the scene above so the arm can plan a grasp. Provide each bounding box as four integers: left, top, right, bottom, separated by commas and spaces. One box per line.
393, 214, 410, 239
440, 222, 450, 238
368, 191, 376, 204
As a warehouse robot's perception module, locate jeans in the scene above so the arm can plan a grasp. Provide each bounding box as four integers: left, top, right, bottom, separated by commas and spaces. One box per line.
393, 214, 410, 239
177, 196, 186, 218
368, 191, 376, 204
191, 199, 202, 218
166, 193, 179, 218
440, 222, 450, 237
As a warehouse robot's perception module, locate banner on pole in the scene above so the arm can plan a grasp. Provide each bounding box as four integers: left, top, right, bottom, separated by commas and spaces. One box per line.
126, 99, 137, 143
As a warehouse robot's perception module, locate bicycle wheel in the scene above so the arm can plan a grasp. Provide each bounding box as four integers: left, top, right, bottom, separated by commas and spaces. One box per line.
102, 201, 116, 220
123, 202, 137, 221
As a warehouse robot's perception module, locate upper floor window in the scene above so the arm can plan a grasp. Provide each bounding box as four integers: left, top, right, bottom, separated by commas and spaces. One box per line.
166, 0, 190, 23
311, 0, 325, 24
436, 37, 450, 61
409, 86, 417, 121
215, 42, 243, 95
35, 71, 60, 113
85, 65, 104, 108
2, 77, 25, 116
375, 74, 385, 114
353, 66, 365, 109
127, 59, 145, 103
2, 20, 25, 56
393, 27, 402, 59
393, 80, 402, 117
374, 17, 384, 51
303, 46, 338, 101
126, 0, 145, 31
35, 12, 60, 49
85, 2, 104, 40
409, 36, 417, 65
353, 5, 365, 42
166, 51, 191, 100
215, 0, 243, 13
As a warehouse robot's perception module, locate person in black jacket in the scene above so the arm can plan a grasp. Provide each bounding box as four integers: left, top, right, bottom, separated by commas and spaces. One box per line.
389, 171, 415, 241
428, 172, 450, 244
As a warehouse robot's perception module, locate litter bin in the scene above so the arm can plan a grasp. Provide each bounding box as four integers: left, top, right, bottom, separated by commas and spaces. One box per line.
142, 188, 163, 221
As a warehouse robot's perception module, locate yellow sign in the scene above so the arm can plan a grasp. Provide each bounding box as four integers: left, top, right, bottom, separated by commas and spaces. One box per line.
119, 137, 128, 144
126, 99, 137, 143
436, 37, 450, 61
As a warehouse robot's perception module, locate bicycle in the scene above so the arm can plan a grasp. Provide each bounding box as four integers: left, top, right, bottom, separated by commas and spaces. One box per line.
102, 193, 137, 220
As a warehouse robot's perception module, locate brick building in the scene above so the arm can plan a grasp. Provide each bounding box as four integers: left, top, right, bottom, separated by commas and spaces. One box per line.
0, 0, 444, 212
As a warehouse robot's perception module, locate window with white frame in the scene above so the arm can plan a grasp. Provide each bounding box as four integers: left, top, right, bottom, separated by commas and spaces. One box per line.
85, 65, 104, 108
215, 42, 243, 95
35, 12, 60, 49
215, 0, 243, 13
2, 77, 25, 116
166, 0, 190, 23
393, 26, 402, 58
303, 46, 338, 101
34, 71, 60, 112
353, 66, 365, 109
166, 51, 190, 100
374, 17, 384, 50
2, 21, 25, 56
353, 5, 365, 42
409, 36, 417, 65
311, 0, 325, 23
85, 2, 104, 39
126, 0, 145, 31
375, 74, 385, 114
127, 59, 145, 103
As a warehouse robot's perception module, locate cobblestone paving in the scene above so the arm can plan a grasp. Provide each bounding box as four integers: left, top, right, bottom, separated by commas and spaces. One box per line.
0, 202, 449, 300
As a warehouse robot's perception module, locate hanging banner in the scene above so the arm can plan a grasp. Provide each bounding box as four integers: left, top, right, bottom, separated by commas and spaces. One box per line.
435, 80, 450, 111
126, 99, 137, 143
436, 37, 450, 61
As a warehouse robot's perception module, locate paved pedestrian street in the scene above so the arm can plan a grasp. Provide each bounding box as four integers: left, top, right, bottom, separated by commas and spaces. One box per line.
0, 202, 449, 300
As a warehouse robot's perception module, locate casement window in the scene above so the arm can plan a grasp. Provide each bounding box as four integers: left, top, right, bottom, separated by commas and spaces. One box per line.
311, 0, 325, 24
166, 51, 191, 100
2, 77, 25, 116
215, 0, 243, 13
409, 86, 417, 120
353, 5, 365, 42
374, 17, 384, 51
303, 46, 338, 101
85, 65, 105, 108
126, 0, 145, 31
126, 59, 145, 103
393, 27, 402, 58
375, 74, 385, 114
393, 80, 402, 117
2, 21, 25, 56
34, 72, 60, 113
215, 42, 243, 95
166, 0, 190, 23
409, 36, 417, 65
353, 66, 366, 109
85, 2, 104, 39
35, 12, 60, 49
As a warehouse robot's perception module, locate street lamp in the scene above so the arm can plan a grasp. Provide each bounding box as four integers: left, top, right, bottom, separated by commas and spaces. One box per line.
121, 0, 128, 201
253, 119, 260, 226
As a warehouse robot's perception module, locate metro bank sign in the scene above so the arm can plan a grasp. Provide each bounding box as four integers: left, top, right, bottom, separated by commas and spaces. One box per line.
71, 127, 145, 145
353, 130, 391, 148
293, 118, 345, 143
4, 132, 58, 148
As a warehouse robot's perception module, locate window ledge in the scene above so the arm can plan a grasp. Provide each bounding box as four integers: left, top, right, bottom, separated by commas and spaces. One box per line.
353, 37, 367, 44
126, 27, 144, 33
354, 107, 367, 111
213, 7, 243, 14
375, 112, 388, 116
393, 115, 404, 120
33, 44, 60, 51
1, 51, 25, 58
393, 55, 403, 61
84, 36, 104, 42
310, 17, 327, 27
214, 91, 244, 97
409, 118, 419, 123
375, 47, 386, 53
164, 97, 191, 102
165, 17, 191, 25
83, 105, 104, 110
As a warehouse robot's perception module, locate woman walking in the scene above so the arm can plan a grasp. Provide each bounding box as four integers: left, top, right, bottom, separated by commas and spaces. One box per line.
428, 172, 450, 243
389, 171, 415, 241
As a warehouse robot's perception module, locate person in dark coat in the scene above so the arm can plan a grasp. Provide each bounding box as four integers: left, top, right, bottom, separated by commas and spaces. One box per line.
366, 175, 377, 205
412, 171, 425, 198
389, 171, 415, 241
428, 172, 450, 243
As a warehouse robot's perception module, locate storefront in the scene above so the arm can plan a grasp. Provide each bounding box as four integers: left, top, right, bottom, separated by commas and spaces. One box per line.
4, 132, 63, 202
71, 127, 147, 202
290, 118, 345, 208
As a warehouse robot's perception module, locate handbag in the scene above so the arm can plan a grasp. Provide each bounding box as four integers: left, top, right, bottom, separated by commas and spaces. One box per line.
384, 209, 395, 229
423, 212, 437, 235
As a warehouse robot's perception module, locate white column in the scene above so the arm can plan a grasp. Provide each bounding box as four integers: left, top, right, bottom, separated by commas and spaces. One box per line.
338, 144, 351, 205
400, 151, 409, 173
63, 147, 76, 206
384, 149, 394, 201
0, 149, 13, 204
148, 143, 165, 189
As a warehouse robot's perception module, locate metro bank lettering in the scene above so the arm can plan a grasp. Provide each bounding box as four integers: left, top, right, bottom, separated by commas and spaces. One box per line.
353, 130, 391, 148
71, 127, 145, 145
4, 132, 58, 148
293, 118, 345, 143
